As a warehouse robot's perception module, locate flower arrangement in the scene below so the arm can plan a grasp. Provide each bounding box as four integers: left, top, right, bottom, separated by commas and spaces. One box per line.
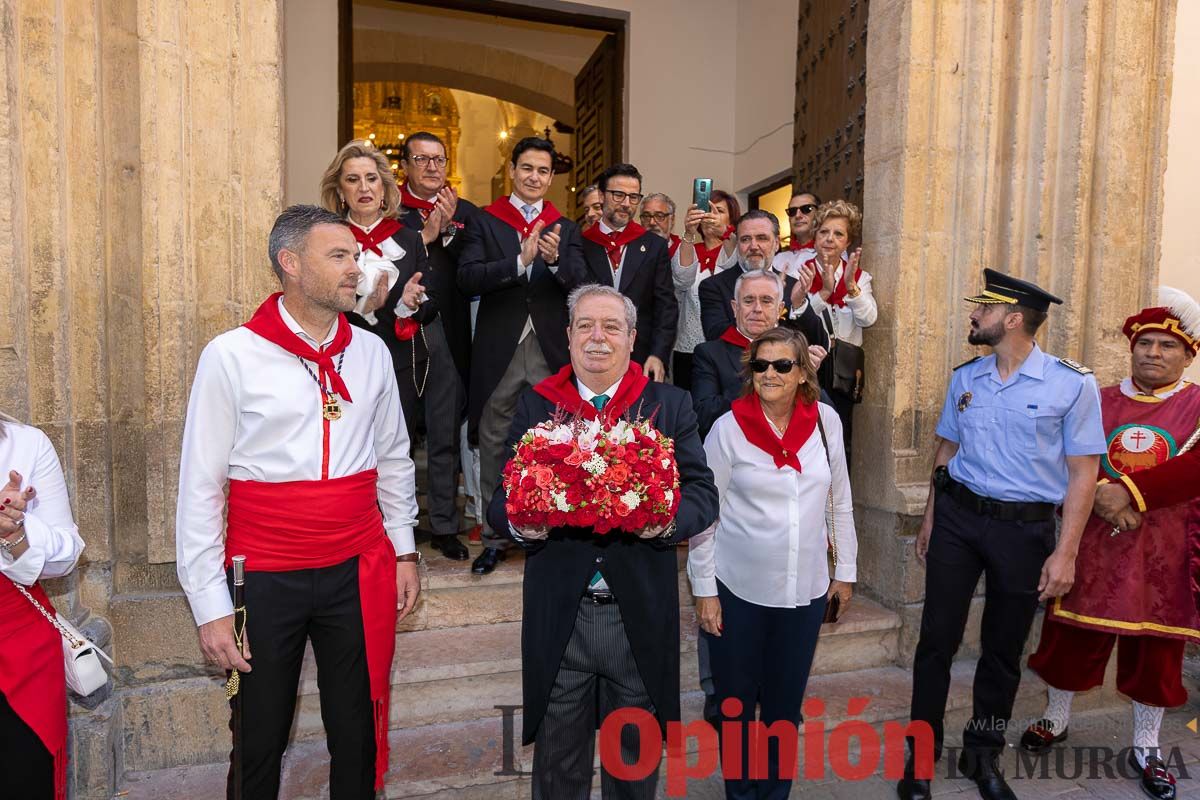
502, 414, 681, 534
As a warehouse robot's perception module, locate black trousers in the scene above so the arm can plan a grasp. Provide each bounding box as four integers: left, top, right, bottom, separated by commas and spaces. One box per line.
0, 691, 54, 800
909, 489, 1056, 758
826, 389, 855, 469
228, 557, 376, 800
397, 318, 466, 538
706, 581, 826, 800
532, 599, 658, 800
671, 350, 694, 392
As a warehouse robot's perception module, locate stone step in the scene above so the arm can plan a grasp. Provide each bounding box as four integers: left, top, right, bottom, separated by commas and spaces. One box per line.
121, 661, 1090, 800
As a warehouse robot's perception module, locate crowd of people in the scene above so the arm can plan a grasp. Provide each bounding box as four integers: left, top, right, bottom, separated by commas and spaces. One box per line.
1, 130, 1196, 800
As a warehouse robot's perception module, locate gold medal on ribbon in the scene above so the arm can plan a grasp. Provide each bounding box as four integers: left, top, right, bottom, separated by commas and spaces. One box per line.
323, 393, 343, 421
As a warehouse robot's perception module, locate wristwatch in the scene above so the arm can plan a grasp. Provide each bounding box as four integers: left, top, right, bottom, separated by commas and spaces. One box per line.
657, 521, 678, 540
396, 551, 423, 564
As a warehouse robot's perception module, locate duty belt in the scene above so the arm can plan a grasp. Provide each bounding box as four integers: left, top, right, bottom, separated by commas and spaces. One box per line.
934, 467, 1056, 522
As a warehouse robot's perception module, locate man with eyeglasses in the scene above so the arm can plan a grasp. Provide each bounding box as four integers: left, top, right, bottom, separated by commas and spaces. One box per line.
580, 164, 677, 382
772, 190, 820, 281
458, 136, 586, 574
397, 131, 476, 561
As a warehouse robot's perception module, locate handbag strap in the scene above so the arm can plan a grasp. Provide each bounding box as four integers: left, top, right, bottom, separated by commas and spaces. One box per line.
6, 576, 84, 648
820, 305, 839, 342
815, 411, 838, 567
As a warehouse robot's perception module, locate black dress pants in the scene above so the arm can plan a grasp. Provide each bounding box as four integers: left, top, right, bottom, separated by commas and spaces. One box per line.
227, 556, 376, 800
0, 691, 54, 800
909, 489, 1056, 759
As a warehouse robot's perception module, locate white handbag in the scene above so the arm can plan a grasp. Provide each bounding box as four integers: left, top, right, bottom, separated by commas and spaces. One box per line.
10, 579, 113, 696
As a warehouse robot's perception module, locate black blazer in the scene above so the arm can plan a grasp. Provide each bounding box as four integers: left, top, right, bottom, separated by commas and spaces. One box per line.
487, 380, 719, 744
691, 337, 835, 440
697, 266, 829, 350
457, 207, 586, 435
580, 230, 678, 365
399, 198, 478, 390
347, 225, 436, 369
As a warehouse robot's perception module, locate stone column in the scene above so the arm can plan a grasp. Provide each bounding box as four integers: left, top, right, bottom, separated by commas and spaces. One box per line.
858, 0, 1177, 659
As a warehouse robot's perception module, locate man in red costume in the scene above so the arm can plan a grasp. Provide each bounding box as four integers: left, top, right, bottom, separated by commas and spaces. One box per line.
176, 205, 422, 800
1022, 287, 1200, 800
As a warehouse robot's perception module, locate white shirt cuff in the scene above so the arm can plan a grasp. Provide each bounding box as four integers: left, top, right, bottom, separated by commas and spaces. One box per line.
0, 519, 48, 586
394, 293, 428, 318
689, 574, 718, 597
189, 582, 236, 627
789, 300, 810, 318
389, 524, 416, 557
833, 563, 857, 583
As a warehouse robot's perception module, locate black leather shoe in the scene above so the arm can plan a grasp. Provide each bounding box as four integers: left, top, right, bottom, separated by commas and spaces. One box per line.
896, 756, 932, 800
471, 547, 506, 575
1019, 718, 1068, 754
958, 751, 1017, 800
430, 535, 469, 560
1130, 751, 1176, 800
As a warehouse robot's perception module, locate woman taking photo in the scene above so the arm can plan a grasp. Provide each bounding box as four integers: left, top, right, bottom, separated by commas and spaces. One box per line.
689, 326, 857, 800
673, 189, 741, 389
0, 413, 86, 799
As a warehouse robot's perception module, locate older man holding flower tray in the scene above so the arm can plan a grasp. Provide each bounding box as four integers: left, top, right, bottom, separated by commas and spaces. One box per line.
488, 283, 719, 800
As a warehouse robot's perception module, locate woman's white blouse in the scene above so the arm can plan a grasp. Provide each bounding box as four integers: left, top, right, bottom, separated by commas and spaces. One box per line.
807, 257, 878, 347
673, 244, 738, 355
688, 402, 857, 608
0, 422, 84, 586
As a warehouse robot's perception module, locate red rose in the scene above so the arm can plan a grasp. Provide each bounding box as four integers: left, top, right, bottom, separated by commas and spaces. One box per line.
615, 500, 632, 517
565, 484, 585, 505
547, 443, 572, 460
607, 462, 630, 483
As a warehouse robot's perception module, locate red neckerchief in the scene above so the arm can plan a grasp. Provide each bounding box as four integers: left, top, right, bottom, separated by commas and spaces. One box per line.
731, 393, 818, 471
583, 221, 647, 271
807, 255, 861, 307
484, 197, 563, 239
668, 234, 681, 258
789, 237, 815, 252
398, 182, 435, 213
349, 218, 402, 257
695, 240, 724, 273
243, 293, 355, 402
719, 325, 751, 350
533, 363, 650, 423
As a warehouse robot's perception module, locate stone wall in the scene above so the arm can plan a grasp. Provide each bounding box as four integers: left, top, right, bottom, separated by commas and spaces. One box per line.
0, 0, 282, 795
856, 0, 1177, 660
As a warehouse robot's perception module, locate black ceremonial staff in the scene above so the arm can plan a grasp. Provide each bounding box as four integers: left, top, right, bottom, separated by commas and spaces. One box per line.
224, 554, 248, 800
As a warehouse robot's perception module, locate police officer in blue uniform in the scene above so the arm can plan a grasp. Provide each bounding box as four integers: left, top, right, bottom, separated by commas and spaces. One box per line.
898, 269, 1106, 800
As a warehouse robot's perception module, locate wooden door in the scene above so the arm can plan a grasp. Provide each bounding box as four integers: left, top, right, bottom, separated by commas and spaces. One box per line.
792, 0, 867, 211
574, 33, 623, 221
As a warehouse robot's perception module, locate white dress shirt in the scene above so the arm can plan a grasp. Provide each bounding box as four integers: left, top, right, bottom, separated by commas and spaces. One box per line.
507, 194, 559, 343
688, 402, 857, 608
673, 243, 738, 355
772, 245, 817, 280
176, 298, 419, 626
596, 219, 631, 287
0, 421, 85, 586
807, 257, 878, 347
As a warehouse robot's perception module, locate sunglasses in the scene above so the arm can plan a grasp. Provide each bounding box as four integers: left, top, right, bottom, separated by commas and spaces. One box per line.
786, 204, 818, 216
749, 358, 798, 374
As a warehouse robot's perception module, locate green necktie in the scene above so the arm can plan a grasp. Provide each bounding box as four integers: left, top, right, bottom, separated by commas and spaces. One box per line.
588, 393, 611, 593
590, 394, 610, 411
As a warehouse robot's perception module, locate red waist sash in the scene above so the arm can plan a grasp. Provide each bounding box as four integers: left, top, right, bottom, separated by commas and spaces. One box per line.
226, 469, 397, 790
0, 579, 67, 799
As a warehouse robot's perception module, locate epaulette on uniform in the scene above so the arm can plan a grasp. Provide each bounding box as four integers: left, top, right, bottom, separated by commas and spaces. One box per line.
954, 356, 983, 371
1058, 358, 1093, 375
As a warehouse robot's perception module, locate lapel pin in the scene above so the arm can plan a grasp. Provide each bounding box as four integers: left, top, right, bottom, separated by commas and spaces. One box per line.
639, 244, 646, 252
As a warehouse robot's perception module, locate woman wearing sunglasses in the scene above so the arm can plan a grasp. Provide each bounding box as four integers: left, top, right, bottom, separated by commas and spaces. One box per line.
687, 326, 857, 799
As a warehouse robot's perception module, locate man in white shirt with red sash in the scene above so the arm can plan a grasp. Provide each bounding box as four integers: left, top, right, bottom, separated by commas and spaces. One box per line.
176, 205, 422, 800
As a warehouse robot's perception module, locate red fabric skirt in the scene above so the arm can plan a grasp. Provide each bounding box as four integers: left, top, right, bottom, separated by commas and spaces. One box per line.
0, 578, 67, 799
226, 469, 397, 790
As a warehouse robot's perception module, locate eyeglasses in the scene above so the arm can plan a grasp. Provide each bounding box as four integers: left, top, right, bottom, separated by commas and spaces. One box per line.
605, 189, 644, 205
408, 155, 448, 168
639, 212, 671, 223
749, 358, 798, 374
787, 204, 818, 216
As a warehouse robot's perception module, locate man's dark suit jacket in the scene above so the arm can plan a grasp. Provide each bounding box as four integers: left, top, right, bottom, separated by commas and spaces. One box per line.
457, 208, 586, 438
691, 337, 836, 440
697, 265, 828, 350
487, 379, 719, 744
399, 197, 478, 390
580, 231, 678, 365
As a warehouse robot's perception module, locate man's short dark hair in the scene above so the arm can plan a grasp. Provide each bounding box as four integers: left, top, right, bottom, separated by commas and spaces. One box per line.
1010, 304, 1048, 336
402, 131, 445, 160
268, 205, 348, 282
737, 208, 781, 238
792, 188, 822, 205
597, 163, 642, 193
510, 136, 555, 167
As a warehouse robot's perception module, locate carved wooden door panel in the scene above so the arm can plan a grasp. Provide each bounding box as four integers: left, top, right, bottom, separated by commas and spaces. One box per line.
574, 33, 623, 221
792, 0, 867, 210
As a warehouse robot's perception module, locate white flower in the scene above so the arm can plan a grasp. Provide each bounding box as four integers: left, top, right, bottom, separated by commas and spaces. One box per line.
661, 458, 671, 469
663, 489, 673, 508
619, 490, 641, 509
553, 491, 571, 512
577, 418, 602, 449
584, 453, 608, 476
542, 423, 574, 445
609, 419, 634, 444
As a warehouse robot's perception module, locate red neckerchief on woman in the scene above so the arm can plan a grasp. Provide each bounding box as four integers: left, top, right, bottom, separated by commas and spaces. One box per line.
534, 362, 650, 423
668, 234, 681, 258
349, 217, 402, 257
695, 240, 724, 274
398, 182, 435, 214
719, 325, 751, 350
583, 221, 647, 271
789, 237, 815, 252
483, 196, 563, 239
731, 392, 818, 471
243, 293, 355, 402
806, 254, 861, 307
